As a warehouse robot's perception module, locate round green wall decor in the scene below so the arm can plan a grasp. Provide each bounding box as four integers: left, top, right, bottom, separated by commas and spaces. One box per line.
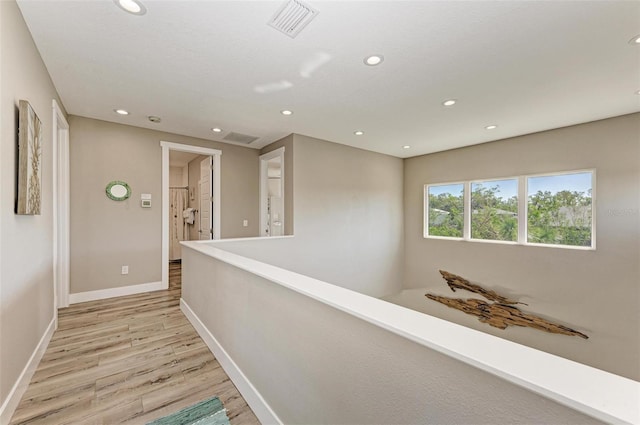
106, 181, 131, 201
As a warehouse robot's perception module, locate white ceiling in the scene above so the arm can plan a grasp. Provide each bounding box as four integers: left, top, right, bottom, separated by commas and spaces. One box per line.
17, 0, 640, 158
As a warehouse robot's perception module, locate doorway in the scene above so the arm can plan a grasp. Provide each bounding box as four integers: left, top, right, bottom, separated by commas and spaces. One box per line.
161, 141, 221, 289
259, 147, 285, 237
168, 150, 197, 262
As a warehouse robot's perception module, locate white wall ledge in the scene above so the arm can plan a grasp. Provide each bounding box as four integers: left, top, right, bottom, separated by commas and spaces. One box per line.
182, 239, 640, 425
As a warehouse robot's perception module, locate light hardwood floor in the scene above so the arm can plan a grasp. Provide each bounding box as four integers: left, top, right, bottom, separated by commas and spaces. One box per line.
9, 263, 261, 425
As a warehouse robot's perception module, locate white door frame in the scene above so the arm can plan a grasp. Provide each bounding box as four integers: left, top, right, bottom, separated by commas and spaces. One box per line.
259, 147, 285, 237
52, 99, 70, 314
198, 156, 213, 240
160, 141, 221, 289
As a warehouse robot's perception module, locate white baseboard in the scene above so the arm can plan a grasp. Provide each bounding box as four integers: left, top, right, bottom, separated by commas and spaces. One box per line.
0, 317, 56, 425
69, 281, 163, 304
180, 298, 281, 425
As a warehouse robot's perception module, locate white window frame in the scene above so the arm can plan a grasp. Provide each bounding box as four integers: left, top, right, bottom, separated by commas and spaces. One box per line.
424, 169, 596, 250
423, 182, 466, 240
524, 169, 596, 250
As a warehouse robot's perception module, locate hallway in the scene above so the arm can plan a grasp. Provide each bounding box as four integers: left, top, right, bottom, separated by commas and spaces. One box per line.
9, 263, 260, 424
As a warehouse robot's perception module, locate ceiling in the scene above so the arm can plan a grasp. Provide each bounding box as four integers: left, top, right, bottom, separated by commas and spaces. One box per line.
17, 0, 640, 158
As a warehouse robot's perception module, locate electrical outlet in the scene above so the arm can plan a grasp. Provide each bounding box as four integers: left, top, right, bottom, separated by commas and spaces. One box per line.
121, 265, 129, 275
243, 220, 248, 227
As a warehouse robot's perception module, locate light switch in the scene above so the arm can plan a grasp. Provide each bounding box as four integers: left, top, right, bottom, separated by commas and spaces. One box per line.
243, 220, 248, 227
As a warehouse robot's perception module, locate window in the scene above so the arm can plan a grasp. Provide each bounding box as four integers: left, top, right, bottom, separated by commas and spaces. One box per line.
426, 183, 464, 238
471, 179, 518, 242
527, 172, 593, 247
424, 170, 594, 249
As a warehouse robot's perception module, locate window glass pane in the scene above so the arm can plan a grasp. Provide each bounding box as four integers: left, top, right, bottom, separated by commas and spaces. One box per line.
527, 172, 593, 247
427, 183, 464, 237
471, 179, 518, 241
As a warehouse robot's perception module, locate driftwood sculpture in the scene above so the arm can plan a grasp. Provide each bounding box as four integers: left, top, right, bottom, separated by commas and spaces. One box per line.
439, 270, 526, 305
426, 294, 588, 339
427, 271, 588, 339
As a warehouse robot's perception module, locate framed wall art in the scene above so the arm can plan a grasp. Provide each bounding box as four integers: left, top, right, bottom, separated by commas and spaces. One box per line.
16, 100, 43, 215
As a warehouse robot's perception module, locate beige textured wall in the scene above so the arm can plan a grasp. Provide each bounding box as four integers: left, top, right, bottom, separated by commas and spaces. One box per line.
217, 134, 405, 297
0, 0, 65, 411
401, 113, 640, 380
68, 116, 260, 294
216, 144, 260, 239
169, 166, 186, 187
260, 135, 294, 235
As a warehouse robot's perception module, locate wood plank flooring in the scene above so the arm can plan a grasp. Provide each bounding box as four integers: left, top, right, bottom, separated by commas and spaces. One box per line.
9, 263, 261, 425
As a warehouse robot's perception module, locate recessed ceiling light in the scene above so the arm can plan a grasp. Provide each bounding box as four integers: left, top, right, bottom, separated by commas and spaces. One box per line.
442, 99, 457, 107
364, 55, 384, 66
148, 115, 161, 123
114, 109, 129, 115
211, 127, 222, 133
629, 34, 640, 45
485, 125, 498, 130
114, 0, 147, 15
281, 110, 293, 116
354, 130, 364, 136
635, 90, 640, 95
403, 145, 411, 149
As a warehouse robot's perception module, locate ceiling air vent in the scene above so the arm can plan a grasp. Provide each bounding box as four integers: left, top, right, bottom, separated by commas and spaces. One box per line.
268, 0, 318, 39
223, 132, 259, 145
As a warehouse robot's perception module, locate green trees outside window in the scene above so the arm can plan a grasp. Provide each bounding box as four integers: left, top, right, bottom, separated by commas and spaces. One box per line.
425, 171, 594, 249
527, 173, 592, 247
427, 184, 463, 237
471, 180, 518, 242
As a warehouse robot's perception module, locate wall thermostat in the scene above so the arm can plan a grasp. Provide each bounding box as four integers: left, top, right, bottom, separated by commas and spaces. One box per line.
141, 193, 151, 208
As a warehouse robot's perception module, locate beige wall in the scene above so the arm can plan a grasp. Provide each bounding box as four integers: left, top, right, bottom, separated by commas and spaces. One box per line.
217, 134, 405, 297
169, 165, 187, 187
260, 135, 294, 235
292, 134, 404, 296
68, 116, 260, 294
215, 144, 260, 239
0, 0, 65, 412
401, 113, 640, 380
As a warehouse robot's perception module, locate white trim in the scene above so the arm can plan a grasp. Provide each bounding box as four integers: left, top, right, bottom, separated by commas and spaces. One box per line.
259, 147, 286, 237
213, 153, 221, 239
590, 168, 596, 250
180, 298, 282, 425
183, 240, 640, 425
160, 141, 222, 289
0, 317, 56, 425
69, 281, 163, 304
518, 175, 527, 244
52, 99, 70, 310
160, 141, 222, 157
463, 181, 471, 240
259, 146, 285, 161
423, 181, 465, 238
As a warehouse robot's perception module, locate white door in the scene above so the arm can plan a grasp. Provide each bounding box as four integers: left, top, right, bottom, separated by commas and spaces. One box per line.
199, 156, 213, 240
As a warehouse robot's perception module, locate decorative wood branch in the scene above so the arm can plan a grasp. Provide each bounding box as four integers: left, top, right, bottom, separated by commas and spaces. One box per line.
426, 271, 588, 339
425, 294, 588, 339
439, 270, 526, 305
